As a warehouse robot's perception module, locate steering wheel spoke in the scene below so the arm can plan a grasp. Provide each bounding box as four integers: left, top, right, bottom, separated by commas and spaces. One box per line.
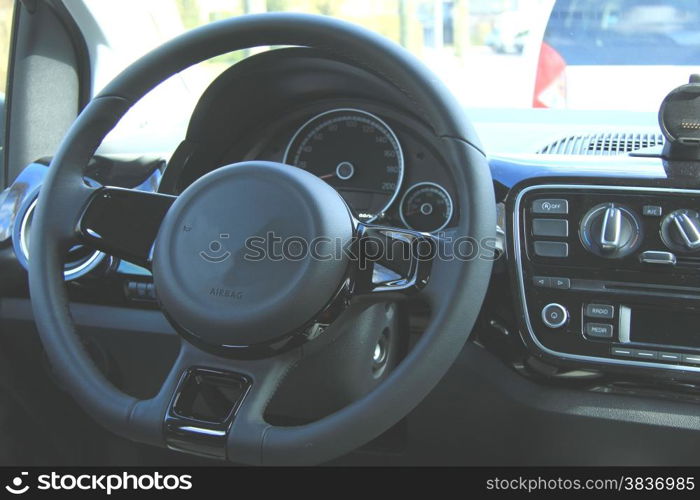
132, 341, 300, 462
352, 222, 436, 297
77, 187, 175, 268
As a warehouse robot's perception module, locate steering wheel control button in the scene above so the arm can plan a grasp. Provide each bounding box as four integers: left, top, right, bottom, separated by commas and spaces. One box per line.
642, 205, 663, 217
532, 199, 568, 215
585, 304, 614, 319
534, 241, 569, 258
532, 218, 569, 237
585, 323, 614, 339
542, 303, 568, 329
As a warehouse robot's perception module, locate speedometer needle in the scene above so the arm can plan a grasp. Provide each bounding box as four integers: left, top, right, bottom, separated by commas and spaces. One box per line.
319, 172, 336, 180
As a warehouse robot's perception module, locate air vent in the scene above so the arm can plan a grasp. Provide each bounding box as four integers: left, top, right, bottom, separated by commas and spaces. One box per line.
537, 132, 665, 156
14, 195, 105, 281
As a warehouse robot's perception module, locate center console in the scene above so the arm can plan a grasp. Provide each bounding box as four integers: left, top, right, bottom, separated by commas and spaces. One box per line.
510, 182, 700, 375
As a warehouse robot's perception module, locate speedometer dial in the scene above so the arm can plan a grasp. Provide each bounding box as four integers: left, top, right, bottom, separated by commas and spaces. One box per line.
284, 108, 404, 222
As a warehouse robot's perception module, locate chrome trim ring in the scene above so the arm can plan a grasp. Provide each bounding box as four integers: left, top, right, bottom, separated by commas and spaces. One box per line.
19, 197, 105, 281
541, 303, 568, 329
399, 181, 454, 233
283, 108, 404, 223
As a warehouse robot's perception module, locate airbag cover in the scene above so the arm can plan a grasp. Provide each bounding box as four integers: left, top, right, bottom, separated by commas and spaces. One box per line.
152, 162, 353, 347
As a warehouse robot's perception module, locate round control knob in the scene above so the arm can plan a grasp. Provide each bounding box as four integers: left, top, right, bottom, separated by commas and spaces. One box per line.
542, 303, 568, 329
661, 209, 700, 253
579, 203, 642, 258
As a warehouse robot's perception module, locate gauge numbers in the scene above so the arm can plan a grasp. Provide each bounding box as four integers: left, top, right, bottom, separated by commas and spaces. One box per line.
284, 108, 404, 222
400, 182, 454, 233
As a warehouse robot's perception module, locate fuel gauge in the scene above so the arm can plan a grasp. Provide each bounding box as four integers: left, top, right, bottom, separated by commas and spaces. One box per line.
399, 182, 453, 233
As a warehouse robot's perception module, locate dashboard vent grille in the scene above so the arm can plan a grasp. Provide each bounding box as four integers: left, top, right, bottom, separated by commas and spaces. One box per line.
537, 132, 665, 156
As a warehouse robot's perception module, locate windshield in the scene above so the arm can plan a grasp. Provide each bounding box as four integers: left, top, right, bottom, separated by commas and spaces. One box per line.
75, 0, 698, 154
545, 0, 700, 65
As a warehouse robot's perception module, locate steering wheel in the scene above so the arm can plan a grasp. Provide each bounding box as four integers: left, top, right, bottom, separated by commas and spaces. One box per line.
28, 13, 495, 465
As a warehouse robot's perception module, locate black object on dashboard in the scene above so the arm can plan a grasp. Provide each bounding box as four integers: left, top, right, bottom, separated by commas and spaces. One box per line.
659, 74, 700, 162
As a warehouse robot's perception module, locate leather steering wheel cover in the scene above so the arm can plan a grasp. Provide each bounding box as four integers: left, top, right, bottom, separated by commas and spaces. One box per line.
28, 13, 495, 464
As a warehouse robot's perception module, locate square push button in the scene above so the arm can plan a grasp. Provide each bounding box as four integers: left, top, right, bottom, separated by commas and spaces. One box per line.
611, 347, 635, 357
643, 205, 662, 217
635, 350, 658, 360
658, 352, 681, 362
534, 241, 569, 258
532, 219, 569, 237
552, 277, 570, 289
585, 323, 614, 339
532, 199, 568, 215
585, 304, 614, 319
682, 354, 700, 365
533, 276, 551, 288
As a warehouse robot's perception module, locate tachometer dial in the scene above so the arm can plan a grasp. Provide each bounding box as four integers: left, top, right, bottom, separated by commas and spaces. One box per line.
400, 182, 454, 233
284, 108, 404, 222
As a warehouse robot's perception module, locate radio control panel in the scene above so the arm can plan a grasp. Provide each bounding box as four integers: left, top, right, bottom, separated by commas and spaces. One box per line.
510, 184, 700, 374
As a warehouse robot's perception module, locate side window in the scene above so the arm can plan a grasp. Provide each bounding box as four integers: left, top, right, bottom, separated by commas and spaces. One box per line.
0, 0, 11, 88
0, 0, 14, 169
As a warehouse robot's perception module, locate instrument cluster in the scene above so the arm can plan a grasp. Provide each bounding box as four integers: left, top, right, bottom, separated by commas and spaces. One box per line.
221, 104, 459, 233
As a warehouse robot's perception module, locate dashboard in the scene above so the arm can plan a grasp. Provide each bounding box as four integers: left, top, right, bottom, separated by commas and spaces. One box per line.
3, 45, 700, 408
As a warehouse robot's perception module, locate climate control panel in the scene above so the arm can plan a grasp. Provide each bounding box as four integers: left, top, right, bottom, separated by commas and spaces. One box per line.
510, 183, 700, 375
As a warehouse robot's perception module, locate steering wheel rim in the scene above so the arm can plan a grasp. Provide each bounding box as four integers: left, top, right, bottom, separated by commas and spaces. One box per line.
28, 13, 495, 465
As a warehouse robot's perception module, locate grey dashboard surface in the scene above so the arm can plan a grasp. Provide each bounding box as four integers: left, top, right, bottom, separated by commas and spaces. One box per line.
469, 108, 660, 155
333, 342, 700, 466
